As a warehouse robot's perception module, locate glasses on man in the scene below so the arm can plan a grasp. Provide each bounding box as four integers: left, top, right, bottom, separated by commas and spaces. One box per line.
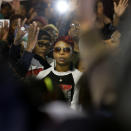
38, 41, 50, 48
53, 47, 72, 53
70, 23, 80, 30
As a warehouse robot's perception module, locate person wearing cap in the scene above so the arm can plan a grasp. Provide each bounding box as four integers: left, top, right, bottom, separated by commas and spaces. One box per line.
42, 24, 59, 59
42, 24, 59, 43
10, 21, 53, 77
25, 29, 52, 76
37, 36, 82, 104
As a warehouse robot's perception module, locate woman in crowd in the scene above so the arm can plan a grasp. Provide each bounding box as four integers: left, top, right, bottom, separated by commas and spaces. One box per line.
8, 15, 24, 45
10, 19, 58, 77
37, 36, 82, 103
52, 29, 120, 131
68, 19, 84, 72
95, 0, 128, 29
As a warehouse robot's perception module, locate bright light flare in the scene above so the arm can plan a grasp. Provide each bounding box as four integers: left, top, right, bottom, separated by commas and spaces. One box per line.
56, 0, 70, 14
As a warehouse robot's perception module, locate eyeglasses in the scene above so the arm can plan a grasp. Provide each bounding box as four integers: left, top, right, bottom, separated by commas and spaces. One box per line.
38, 42, 50, 48
53, 47, 72, 53
70, 23, 80, 29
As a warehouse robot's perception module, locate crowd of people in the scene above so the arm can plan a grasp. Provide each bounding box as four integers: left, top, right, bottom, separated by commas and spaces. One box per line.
0, 0, 131, 130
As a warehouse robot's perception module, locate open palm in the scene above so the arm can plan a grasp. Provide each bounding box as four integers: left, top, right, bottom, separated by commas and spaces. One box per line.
114, 0, 128, 17
26, 22, 39, 52
0, 21, 9, 41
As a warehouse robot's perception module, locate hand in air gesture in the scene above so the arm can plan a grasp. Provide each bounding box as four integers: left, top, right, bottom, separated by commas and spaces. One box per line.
26, 22, 39, 52
114, 0, 128, 17
0, 21, 9, 41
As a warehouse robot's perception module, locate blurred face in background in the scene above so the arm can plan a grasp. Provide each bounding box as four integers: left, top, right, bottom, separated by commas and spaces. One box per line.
10, 19, 19, 32
1, 8, 8, 16
53, 41, 73, 66
1, 5, 11, 18
68, 20, 80, 40
97, 1, 104, 15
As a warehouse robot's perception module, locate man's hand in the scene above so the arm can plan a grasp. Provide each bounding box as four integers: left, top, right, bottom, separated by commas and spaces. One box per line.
114, 0, 128, 17
26, 22, 39, 52
14, 18, 27, 45
0, 21, 9, 41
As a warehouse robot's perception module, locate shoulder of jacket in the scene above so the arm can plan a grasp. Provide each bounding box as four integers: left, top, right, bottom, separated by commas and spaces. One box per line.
72, 69, 83, 84
37, 67, 52, 80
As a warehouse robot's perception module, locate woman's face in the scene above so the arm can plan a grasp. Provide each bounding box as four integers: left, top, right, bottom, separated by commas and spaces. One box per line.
97, 1, 104, 15
53, 41, 73, 66
34, 39, 50, 55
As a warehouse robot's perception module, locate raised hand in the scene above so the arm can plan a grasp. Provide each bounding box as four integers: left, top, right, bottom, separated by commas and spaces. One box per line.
0, 21, 9, 41
14, 18, 27, 45
114, 0, 128, 17
26, 22, 39, 52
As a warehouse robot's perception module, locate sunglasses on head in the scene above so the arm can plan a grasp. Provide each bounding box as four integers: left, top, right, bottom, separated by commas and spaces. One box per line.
38, 41, 50, 48
53, 47, 72, 53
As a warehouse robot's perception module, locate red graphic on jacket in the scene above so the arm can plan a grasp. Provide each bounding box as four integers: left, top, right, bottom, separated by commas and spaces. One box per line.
59, 84, 72, 102
26, 68, 43, 76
